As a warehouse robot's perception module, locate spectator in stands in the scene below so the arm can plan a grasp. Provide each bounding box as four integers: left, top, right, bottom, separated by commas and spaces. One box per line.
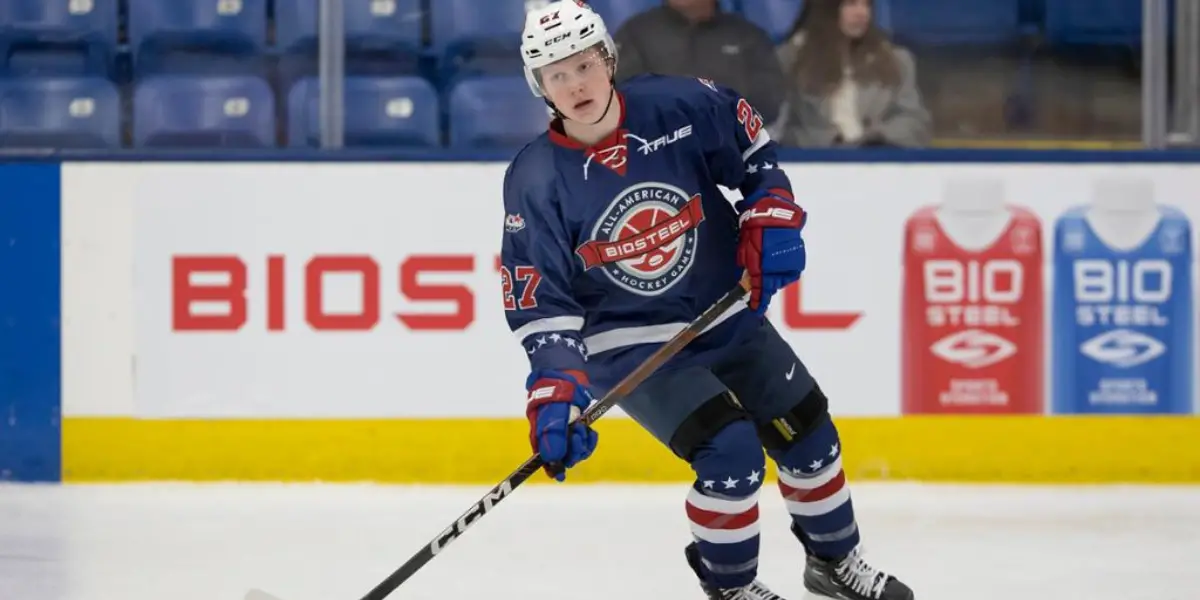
613, 0, 786, 123
773, 0, 930, 148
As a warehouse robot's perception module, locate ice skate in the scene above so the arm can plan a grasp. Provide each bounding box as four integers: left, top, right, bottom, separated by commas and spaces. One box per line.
802, 543, 913, 600
685, 542, 788, 600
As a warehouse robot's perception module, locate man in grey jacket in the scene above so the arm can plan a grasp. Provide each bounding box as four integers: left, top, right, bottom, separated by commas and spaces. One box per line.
613, 0, 786, 123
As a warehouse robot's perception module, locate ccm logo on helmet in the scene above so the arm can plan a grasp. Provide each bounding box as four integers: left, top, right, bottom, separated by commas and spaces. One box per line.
544, 32, 572, 46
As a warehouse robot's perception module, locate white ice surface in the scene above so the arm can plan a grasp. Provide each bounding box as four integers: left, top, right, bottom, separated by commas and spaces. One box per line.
1, 482, 1198, 600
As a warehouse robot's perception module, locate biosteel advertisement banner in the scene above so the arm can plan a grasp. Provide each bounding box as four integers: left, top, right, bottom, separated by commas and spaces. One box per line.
59, 162, 1200, 419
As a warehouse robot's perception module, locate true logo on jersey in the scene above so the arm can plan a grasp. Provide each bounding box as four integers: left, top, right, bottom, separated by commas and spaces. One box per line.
583, 126, 693, 179
575, 181, 704, 296
630, 125, 692, 156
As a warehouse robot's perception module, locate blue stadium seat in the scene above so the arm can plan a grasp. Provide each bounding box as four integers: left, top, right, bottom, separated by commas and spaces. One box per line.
449, 76, 548, 148
343, 0, 423, 56
126, 0, 267, 74
0, 77, 119, 148
275, 0, 423, 82
287, 76, 440, 148
133, 75, 275, 148
430, 0, 527, 50
273, 0, 317, 54
887, 0, 1021, 45
273, 1, 320, 86
0, 0, 118, 76
429, 0, 528, 84
1043, 0, 1143, 46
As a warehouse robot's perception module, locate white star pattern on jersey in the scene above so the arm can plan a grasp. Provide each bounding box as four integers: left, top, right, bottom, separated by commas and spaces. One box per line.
525, 333, 589, 359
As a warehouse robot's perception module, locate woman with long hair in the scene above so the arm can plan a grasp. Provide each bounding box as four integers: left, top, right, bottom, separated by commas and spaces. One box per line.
774, 0, 930, 147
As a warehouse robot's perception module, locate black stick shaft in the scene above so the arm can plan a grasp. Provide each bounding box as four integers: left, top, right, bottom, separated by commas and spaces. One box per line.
359, 281, 749, 600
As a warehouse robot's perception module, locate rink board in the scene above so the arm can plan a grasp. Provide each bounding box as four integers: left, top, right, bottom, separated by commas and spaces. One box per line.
60, 415, 1200, 483
2, 152, 1200, 483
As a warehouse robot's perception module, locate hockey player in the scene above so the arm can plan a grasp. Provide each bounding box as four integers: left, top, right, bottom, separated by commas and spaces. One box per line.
499, 2, 913, 600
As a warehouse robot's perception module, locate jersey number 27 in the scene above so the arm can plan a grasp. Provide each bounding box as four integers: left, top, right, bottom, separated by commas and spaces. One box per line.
501, 265, 541, 310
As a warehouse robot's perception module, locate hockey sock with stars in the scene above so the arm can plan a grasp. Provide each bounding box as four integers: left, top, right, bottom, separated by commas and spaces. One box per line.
768, 414, 860, 560
685, 420, 766, 590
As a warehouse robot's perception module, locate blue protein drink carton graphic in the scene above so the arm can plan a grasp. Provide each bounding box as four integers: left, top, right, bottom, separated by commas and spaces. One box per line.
1052, 194, 1194, 414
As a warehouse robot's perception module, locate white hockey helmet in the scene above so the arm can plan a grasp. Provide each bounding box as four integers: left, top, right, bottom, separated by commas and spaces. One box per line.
520, 0, 618, 97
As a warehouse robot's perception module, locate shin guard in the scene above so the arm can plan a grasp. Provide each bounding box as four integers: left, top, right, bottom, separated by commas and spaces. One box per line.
685, 419, 766, 589
769, 414, 860, 560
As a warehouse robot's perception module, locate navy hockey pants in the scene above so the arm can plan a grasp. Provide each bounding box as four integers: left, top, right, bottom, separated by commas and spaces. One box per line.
617, 318, 816, 452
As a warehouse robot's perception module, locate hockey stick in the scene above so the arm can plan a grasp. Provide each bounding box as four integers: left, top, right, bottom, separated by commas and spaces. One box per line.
246, 277, 750, 600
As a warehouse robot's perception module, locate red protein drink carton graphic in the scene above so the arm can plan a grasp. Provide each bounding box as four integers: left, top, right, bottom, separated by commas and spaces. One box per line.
901, 202, 1044, 414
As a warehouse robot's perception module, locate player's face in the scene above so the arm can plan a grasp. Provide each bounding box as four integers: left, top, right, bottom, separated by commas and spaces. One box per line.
539, 50, 613, 123
839, 0, 872, 38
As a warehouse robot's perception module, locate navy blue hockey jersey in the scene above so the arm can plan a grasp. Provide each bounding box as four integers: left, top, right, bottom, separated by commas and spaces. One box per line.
500, 74, 795, 394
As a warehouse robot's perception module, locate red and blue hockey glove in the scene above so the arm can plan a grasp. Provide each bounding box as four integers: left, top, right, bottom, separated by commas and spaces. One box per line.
525, 369, 599, 481
736, 188, 808, 315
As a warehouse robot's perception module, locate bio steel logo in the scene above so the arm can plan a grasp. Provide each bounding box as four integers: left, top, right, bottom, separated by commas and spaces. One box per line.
171, 253, 861, 332
172, 254, 477, 332
923, 258, 1023, 328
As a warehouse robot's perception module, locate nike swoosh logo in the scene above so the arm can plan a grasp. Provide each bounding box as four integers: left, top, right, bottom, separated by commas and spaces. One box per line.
785, 363, 796, 380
